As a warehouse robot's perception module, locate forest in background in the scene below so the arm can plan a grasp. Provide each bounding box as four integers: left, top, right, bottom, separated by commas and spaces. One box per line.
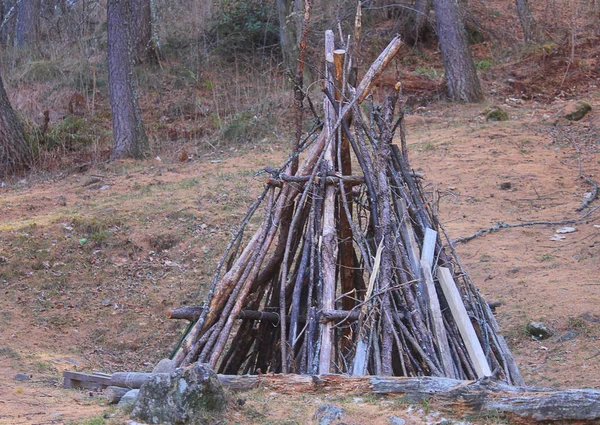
0, 0, 599, 177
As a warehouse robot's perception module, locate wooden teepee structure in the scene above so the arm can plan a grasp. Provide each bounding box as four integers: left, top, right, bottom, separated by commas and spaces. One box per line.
170, 31, 523, 385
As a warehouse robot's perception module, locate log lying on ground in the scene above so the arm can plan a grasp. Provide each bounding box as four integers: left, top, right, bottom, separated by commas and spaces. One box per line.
66, 370, 600, 423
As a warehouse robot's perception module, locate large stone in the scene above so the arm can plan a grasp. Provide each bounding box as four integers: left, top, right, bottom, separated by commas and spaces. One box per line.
130, 363, 226, 425
118, 389, 140, 408
152, 358, 177, 374
485, 106, 509, 122
313, 403, 344, 425
526, 321, 553, 340
563, 101, 591, 121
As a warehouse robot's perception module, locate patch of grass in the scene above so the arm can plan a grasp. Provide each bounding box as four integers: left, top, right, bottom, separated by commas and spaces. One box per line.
0, 347, 20, 359
414, 66, 441, 79
538, 253, 554, 262
72, 414, 106, 425
479, 254, 492, 262
475, 58, 494, 70
21, 60, 62, 82
420, 141, 436, 151
148, 233, 180, 252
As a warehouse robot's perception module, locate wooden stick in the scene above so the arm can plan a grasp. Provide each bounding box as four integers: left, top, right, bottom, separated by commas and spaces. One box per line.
437, 267, 492, 378
318, 29, 339, 375
354, 36, 403, 104
421, 259, 455, 378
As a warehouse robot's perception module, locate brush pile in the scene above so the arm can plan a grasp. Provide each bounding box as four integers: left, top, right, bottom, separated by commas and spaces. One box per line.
170, 31, 523, 385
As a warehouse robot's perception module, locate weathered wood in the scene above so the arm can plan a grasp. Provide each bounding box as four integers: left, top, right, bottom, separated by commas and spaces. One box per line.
111, 372, 168, 389
421, 259, 455, 379
104, 385, 130, 404
437, 267, 492, 378
167, 305, 203, 321
66, 370, 600, 422
63, 371, 112, 389
354, 36, 403, 104
318, 29, 339, 375
421, 227, 437, 269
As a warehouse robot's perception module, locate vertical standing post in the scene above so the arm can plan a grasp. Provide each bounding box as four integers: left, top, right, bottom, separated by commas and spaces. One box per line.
319, 30, 339, 375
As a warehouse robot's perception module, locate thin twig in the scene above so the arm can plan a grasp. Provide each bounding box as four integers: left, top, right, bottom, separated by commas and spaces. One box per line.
451, 206, 600, 245
556, 127, 599, 211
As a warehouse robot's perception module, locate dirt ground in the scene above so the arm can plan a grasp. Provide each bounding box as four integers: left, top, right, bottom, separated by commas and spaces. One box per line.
1, 94, 599, 424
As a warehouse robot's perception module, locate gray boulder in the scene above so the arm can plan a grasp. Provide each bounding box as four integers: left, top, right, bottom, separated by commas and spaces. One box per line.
563, 101, 591, 121
152, 358, 177, 374
118, 389, 140, 408
313, 403, 344, 425
527, 321, 553, 340
130, 363, 226, 425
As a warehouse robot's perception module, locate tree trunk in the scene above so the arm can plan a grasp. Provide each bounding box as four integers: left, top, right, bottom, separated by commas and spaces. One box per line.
409, 0, 432, 44
107, 0, 149, 160
15, 0, 40, 48
515, 0, 539, 43
0, 75, 32, 175
130, 0, 156, 64
276, 0, 300, 72
432, 0, 483, 102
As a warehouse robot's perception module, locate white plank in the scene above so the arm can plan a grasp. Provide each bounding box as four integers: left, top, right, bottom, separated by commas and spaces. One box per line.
421, 260, 455, 378
421, 228, 437, 270
437, 267, 492, 378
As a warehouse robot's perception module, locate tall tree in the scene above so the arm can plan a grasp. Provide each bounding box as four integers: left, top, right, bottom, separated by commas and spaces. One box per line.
433, 0, 483, 102
107, 0, 148, 160
515, 0, 540, 43
276, 0, 301, 72
15, 0, 40, 48
130, 0, 156, 64
409, 0, 432, 44
0, 75, 32, 175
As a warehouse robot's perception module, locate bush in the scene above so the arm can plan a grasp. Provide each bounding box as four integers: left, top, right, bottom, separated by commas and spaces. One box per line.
210, 0, 279, 54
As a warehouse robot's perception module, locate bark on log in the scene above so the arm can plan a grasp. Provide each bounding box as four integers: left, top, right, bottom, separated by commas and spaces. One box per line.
67, 370, 600, 422
111, 372, 168, 389
168, 306, 360, 324
220, 374, 600, 423
104, 385, 130, 404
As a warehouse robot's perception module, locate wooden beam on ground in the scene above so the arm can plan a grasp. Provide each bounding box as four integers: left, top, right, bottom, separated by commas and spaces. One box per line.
64, 370, 600, 422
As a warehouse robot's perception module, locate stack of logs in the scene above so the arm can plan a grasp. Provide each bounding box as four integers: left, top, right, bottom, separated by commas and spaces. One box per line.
168, 31, 523, 385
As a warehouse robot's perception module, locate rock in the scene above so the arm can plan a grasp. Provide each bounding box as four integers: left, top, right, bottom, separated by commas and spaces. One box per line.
557, 331, 578, 342
499, 182, 512, 190
152, 358, 177, 374
118, 389, 140, 408
14, 373, 31, 381
313, 403, 344, 425
388, 416, 406, 425
563, 101, 591, 121
527, 321, 553, 340
485, 106, 509, 122
130, 363, 225, 425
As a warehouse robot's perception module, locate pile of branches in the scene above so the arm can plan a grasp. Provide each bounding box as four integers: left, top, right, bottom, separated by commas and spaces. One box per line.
170, 31, 523, 385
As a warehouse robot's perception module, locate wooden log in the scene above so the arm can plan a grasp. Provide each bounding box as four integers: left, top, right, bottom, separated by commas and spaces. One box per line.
63, 371, 112, 390
111, 372, 168, 389
437, 267, 492, 378
354, 36, 403, 104
221, 374, 600, 422
319, 29, 339, 375
168, 306, 360, 325
167, 305, 203, 321
104, 386, 130, 404
65, 370, 600, 422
